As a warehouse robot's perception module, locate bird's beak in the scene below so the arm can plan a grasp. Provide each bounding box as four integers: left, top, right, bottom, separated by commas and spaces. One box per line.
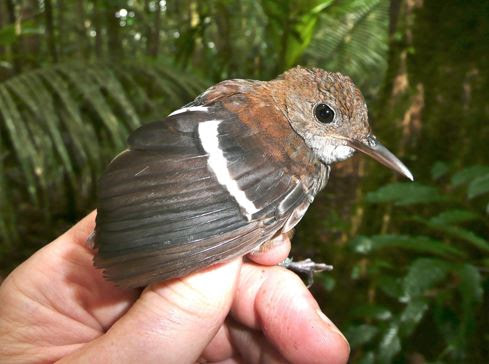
348, 135, 414, 181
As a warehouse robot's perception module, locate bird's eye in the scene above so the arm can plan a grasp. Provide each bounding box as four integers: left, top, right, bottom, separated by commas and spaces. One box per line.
314, 104, 335, 124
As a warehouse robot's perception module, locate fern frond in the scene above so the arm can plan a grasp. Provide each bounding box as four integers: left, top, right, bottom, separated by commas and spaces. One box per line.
304, 0, 389, 89
0, 61, 207, 244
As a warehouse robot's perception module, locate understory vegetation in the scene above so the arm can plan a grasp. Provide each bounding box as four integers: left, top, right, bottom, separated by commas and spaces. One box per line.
1, 1, 488, 362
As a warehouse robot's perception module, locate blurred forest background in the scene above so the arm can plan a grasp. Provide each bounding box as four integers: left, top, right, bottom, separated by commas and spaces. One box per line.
0, 0, 488, 363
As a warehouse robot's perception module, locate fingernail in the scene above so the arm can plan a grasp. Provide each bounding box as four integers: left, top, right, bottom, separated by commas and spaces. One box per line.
316, 308, 350, 350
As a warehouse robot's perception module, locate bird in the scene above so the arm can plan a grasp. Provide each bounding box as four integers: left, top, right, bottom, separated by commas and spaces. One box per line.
92, 66, 413, 288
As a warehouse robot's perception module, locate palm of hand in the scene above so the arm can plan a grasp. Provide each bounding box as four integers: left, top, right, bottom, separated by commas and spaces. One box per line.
0, 212, 349, 363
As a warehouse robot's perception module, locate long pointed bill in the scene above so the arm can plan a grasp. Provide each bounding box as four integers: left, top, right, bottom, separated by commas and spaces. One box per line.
348, 135, 414, 181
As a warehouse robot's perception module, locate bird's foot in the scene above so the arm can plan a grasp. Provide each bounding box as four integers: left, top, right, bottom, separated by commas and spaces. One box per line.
279, 258, 333, 288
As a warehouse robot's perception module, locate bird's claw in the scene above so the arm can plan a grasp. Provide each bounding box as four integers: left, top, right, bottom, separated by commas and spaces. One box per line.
279, 258, 333, 287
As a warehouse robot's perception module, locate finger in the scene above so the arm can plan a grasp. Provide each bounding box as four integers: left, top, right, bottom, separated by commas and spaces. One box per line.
200, 323, 235, 362
246, 233, 291, 266
231, 263, 350, 364
201, 317, 288, 363
200, 318, 286, 363
13, 210, 137, 330
60, 259, 242, 363
60, 210, 97, 247
0, 211, 139, 363
226, 318, 285, 364
47, 210, 139, 331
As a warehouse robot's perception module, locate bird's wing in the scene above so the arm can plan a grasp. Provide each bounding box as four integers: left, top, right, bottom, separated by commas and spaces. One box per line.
94, 104, 324, 287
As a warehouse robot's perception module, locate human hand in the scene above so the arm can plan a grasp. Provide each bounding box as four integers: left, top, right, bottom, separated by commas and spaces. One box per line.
0, 211, 349, 363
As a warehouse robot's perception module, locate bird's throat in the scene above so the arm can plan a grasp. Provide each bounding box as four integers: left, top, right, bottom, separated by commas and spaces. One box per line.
316, 143, 355, 165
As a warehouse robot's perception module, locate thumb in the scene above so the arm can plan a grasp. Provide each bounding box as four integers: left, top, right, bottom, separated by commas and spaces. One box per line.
60, 258, 242, 363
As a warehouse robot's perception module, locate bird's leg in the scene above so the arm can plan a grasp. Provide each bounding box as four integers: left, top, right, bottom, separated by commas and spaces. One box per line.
279, 258, 333, 288
249, 230, 333, 287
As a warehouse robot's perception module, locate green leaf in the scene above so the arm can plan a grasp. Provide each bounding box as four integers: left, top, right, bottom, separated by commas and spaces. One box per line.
262, 0, 334, 70
41, 70, 98, 168
58, 65, 127, 150
306, 0, 389, 88
365, 182, 447, 206
403, 258, 450, 300
443, 226, 489, 253
350, 262, 362, 279
311, 0, 335, 14
467, 173, 489, 199
456, 264, 483, 305
451, 165, 489, 187
452, 264, 482, 358
0, 61, 205, 246
357, 352, 376, 364
378, 276, 403, 299
0, 86, 40, 203
399, 299, 429, 336
321, 275, 336, 291
350, 235, 464, 258
431, 161, 449, 180
89, 68, 141, 130
350, 304, 392, 321
0, 20, 43, 46
345, 324, 379, 348
377, 324, 401, 364
10, 75, 76, 186
418, 219, 489, 253
0, 139, 17, 243
429, 209, 479, 225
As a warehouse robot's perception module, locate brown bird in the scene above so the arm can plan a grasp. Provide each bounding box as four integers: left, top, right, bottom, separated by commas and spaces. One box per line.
93, 66, 413, 288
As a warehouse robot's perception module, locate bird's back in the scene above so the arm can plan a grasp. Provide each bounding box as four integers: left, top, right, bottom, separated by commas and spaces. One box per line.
94, 82, 328, 288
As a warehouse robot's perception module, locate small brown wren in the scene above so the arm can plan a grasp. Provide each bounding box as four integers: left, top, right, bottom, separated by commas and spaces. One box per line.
93, 66, 413, 288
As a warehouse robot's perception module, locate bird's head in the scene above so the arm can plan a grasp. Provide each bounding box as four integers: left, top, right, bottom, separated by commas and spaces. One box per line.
274, 66, 413, 180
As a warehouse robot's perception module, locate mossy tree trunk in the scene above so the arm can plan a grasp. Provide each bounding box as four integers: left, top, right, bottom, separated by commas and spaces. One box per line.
375, 0, 489, 177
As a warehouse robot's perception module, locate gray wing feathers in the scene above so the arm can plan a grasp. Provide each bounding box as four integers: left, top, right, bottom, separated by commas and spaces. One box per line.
94, 107, 316, 287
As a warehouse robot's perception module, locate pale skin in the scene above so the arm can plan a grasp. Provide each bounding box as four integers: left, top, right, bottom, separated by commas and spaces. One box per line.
0, 211, 349, 363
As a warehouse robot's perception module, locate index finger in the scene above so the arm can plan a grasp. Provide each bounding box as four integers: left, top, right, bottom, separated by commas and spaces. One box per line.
231, 263, 350, 364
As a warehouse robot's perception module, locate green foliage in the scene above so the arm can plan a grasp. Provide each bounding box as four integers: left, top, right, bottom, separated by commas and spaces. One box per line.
0, 61, 206, 247
365, 182, 447, 205
261, 0, 334, 72
345, 164, 489, 363
467, 173, 489, 199
450, 165, 489, 188
350, 234, 465, 258
305, 0, 389, 90
1, 1, 488, 363
0, 0, 390, 262
0, 19, 42, 46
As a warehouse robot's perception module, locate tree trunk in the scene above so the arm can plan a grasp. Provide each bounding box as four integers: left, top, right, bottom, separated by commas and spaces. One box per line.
144, 0, 151, 55
150, 0, 161, 57
145, 0, 161, 58
0, 2, 6, 79
215, 1, 232, 78
375, 0, 489, 176
75, 0, 89, 59
0, 2, 4, 53
56, 0, 64, 60
409, 0, 489, 170
374, 0, 420, 151
5, 0, 21, 74
92, 0, 103, 58
105, 1, 123, 60
44, 0, 58, 62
